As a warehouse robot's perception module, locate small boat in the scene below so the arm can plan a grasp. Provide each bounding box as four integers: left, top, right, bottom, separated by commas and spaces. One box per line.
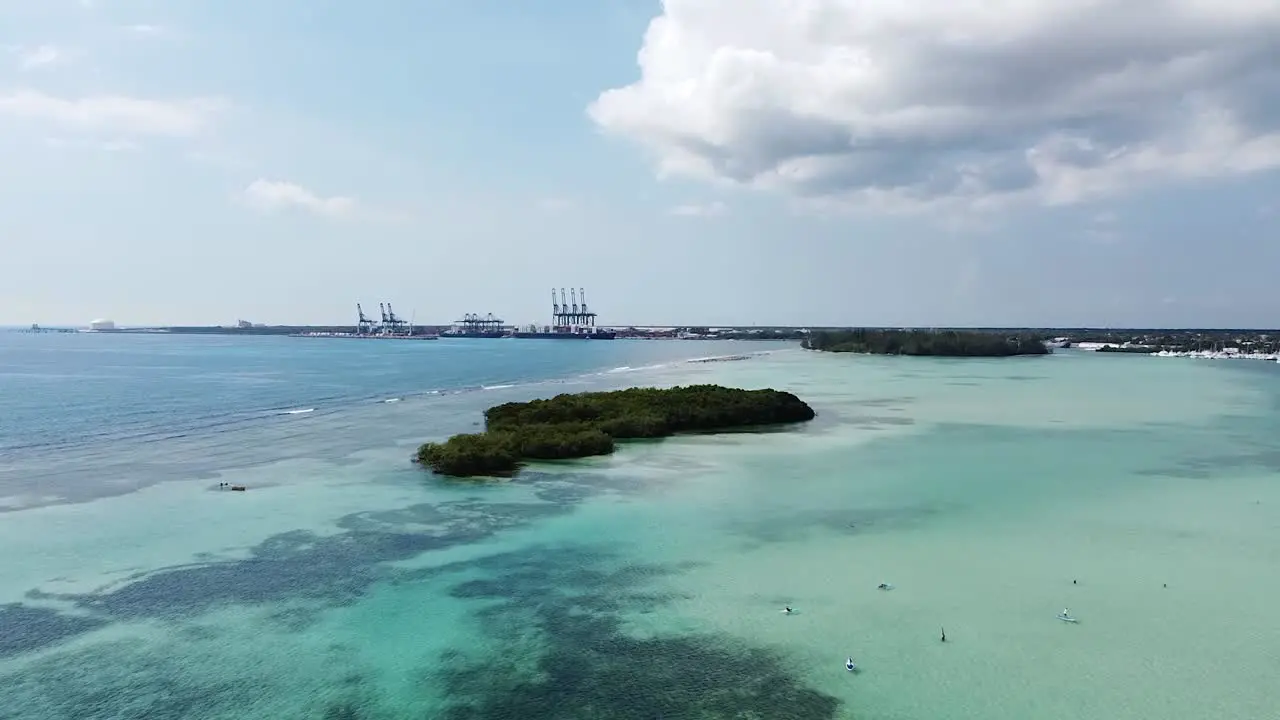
845, 657, 857, 672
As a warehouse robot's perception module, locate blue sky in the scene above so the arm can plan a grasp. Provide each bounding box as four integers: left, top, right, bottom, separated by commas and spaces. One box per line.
3, 0, 1279, 328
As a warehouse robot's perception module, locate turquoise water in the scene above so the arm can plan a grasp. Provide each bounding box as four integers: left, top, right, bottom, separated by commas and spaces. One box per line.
1, 334, 1278, 718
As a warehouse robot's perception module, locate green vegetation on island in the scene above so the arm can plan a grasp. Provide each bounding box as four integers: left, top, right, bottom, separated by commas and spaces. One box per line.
415, 384, 816, 477
803, 328, 1049, 357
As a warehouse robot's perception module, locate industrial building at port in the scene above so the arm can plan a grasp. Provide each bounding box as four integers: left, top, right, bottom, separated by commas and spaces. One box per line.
42, 287, 789, 339
442, 288, 615, 339
296, 287, 618, 340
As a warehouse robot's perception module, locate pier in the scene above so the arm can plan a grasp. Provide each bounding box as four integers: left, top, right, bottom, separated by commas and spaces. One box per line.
15, 324, 76, 334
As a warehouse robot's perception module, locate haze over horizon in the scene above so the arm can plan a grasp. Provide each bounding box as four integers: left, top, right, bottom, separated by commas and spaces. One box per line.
3, 1, 1279, 328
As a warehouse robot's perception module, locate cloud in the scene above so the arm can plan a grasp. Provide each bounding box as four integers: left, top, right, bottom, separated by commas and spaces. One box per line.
242, 179, 358, 219
589, 0, 1280, 211
0, 89, 224, 137
669, 200, 726, 217
14, 45, 68, 70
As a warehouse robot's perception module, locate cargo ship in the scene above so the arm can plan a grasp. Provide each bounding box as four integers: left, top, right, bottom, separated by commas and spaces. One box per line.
441, 329, 507, 339
512, 327, 616, 340
440, 313, 508, 339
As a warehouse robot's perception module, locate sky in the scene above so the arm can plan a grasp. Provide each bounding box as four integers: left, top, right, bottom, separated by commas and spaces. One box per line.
2, 0, 1279, 328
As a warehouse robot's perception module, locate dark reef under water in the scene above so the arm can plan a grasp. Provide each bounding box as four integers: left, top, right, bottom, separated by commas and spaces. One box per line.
427, 547, 839, 720
0, 470, 840, 720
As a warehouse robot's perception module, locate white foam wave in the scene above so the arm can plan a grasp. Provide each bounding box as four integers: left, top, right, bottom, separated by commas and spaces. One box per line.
279, 408, 315, 415
482, 384, 515, 390
685, 354, 752, 364
605, 363, 669, 374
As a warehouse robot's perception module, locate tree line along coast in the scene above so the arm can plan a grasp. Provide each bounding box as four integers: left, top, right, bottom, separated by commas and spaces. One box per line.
798, 328, 1280, 357
413, 331, 1048, 478
412, 327, 1280, 478
802, 329, 1050, 357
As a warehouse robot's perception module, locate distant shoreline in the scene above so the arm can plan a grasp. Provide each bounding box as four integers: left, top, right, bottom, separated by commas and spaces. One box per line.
803, 329, 1049, 357
11, 325, 1280, 355
11, 326, 811, 341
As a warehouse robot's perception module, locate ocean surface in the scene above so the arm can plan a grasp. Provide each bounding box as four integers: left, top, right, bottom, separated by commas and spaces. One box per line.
1, 332, 1277, 719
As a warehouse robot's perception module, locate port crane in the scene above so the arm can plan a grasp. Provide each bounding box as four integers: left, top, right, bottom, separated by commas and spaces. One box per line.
552, 287, 597, 329
356, 304, 376, 335
384, 303, 409, 334
357, 302, 412, 336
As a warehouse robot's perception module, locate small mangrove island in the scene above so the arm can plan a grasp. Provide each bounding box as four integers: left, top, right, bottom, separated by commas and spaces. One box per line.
803, 328, 1049, 357
415, 384, 816, 477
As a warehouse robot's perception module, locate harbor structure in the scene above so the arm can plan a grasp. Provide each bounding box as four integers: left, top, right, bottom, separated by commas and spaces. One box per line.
290, 302, 437, 339
350, 302, 433, 337
442, 313, 508, 338
17, 323, 77, 334
512, 288, 616, 339
556, 288, 596, 328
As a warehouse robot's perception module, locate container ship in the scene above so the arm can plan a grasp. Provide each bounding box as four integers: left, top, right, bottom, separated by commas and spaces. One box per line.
440, 313, 508, 339
512, 327, 616, 340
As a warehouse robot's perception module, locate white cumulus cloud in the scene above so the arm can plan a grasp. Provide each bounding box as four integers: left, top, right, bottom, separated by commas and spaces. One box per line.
0, 89, 224, 137
243, 179, 358, 219
589, 0, 1280, 211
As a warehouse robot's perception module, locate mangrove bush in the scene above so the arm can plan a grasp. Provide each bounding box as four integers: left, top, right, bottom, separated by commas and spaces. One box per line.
415, 384, 815, 477
803, 329, 1048, 357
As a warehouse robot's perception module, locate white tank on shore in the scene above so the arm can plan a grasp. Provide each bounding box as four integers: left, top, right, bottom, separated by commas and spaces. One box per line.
89, 318, 116, 331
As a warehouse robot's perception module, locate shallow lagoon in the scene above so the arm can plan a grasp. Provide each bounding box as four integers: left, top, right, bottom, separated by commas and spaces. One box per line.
2, 342, 1277, 718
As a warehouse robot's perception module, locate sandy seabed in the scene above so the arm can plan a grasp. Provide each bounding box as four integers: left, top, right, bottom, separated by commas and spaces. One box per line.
2, 348, 1278, 719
